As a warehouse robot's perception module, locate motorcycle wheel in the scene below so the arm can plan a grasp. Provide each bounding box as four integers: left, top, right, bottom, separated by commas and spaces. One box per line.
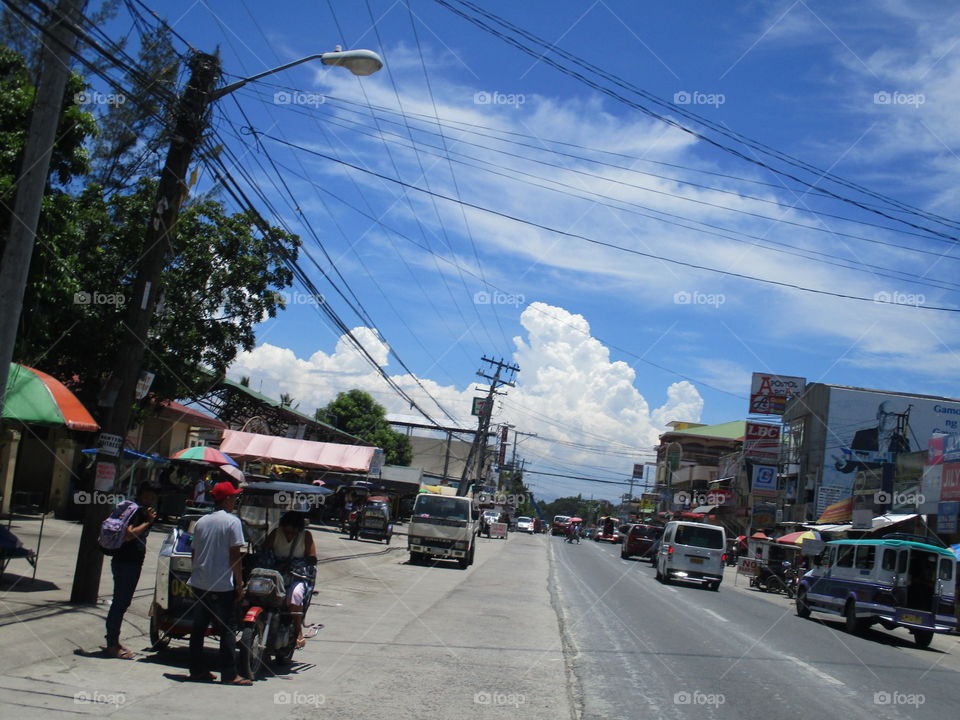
238, 617, 267, 679
149, 614, 170, 651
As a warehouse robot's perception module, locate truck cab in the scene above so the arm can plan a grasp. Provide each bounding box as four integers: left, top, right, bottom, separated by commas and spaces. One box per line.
408, 493, 478, 569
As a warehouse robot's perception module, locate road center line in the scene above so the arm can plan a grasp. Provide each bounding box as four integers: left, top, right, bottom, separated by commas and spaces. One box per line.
791, 657, 843, 686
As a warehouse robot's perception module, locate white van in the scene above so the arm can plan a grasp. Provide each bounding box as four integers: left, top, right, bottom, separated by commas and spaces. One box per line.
656, 521, 726, 590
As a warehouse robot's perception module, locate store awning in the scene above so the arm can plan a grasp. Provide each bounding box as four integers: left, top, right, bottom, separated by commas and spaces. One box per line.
219, 429, 375, 472
806, 523, 851, 532
690, 504, 717, 514
871, 513, 919, 531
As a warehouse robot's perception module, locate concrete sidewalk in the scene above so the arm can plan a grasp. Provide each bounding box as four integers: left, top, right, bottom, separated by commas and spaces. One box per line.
0, 515, 404, 674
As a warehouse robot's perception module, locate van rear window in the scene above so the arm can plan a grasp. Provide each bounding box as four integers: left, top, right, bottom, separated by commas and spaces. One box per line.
674, 525, 723, 549
632, 526, 662, 538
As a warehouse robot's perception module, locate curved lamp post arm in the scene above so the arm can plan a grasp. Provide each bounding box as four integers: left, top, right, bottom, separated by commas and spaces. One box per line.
212, 48, 383, 100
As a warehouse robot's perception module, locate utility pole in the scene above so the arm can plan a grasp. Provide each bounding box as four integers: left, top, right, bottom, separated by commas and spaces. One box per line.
459, 357, 519, 496
0, 0, 85, 414
70, 52, 221, 603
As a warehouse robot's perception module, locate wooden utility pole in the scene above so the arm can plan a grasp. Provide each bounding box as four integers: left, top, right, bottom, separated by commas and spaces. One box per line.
0, 0, 85, 413
70, 51, 221, 603
459, 357, 519, 495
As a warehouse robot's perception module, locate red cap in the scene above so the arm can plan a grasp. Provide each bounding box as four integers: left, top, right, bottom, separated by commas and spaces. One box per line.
210, 481, 242, 501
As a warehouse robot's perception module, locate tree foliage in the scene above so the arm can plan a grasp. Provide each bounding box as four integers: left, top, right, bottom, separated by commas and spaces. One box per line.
318, 390, 412, 466
2, 46, 300, 416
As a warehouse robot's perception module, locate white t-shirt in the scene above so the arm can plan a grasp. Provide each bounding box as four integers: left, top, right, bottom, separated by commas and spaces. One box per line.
188, 509, 245, 592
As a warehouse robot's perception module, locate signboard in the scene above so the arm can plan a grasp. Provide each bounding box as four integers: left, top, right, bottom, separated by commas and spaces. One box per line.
938, 502, 959, 533
751, 464, 778, 496
744, 422, 781, 462
632, 463, 644, 478
489, 522, 507, 539
135, 371, 155, 400
737, 557, 759, 576
752, 503, 777, 527
941, 463, 960, 502
944, 433, 960, 463
749, 373, 806, 415
97, 432, 123, 457
919, 464, 942, 513
471, 397, 490, 417
820, 388, 960, 501
816, 485, 846, 515
94, 461, 116, 491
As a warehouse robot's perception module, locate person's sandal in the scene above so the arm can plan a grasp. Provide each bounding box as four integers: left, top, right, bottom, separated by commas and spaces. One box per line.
105, 646, 135, 660
188, 672, 217, 683
226, 677, 252, 686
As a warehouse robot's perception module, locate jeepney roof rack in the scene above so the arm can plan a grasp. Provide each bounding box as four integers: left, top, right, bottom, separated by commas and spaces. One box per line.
882, 532, 947, 548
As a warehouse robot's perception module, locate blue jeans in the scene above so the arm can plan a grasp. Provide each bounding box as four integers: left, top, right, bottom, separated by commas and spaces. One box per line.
105, 558, 143, 647
189, 588, 239, 680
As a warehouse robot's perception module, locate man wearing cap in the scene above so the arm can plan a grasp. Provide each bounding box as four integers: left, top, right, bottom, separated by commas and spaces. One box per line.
187, 481, 250, 685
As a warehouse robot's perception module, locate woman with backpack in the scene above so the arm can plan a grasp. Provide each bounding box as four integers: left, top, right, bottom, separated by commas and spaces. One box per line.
102, 484, 157, 659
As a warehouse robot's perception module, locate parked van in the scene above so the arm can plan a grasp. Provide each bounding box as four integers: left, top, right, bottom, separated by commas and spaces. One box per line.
796, 535, 957, 648
656, 521, 726, 590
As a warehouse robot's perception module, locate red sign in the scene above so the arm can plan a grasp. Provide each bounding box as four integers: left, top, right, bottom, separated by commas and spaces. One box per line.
94, 461, 116, 491
749, 373, 805, 416
744, 422, 781, 462
929, 436, 945, 466
941, 463, 960, 502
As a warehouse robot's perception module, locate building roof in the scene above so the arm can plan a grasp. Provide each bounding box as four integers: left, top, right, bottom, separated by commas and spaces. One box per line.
156, 400, 227, 430
661, 420, 745, 442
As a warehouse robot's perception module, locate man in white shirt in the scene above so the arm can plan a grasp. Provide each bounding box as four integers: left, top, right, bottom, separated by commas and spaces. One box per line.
187, 481, 250, 685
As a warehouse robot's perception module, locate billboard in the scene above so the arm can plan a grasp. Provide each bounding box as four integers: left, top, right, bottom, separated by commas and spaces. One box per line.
818, 388, 960, 510
942, 463, 960, 502
751, 464, 778, 497
749, 373, 806, 415
744, 422, 781, 462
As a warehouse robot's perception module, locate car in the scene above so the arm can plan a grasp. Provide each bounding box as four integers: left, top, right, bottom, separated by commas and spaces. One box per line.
621, 523, 664, 561
516, 516, 535, 533
656, 520, 726, 590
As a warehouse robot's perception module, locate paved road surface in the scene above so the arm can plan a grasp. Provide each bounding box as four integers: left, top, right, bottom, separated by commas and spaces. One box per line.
552, 535, 960, 720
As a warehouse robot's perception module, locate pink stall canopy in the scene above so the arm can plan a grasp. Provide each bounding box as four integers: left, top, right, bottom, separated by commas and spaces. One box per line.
218, 429, 375, 472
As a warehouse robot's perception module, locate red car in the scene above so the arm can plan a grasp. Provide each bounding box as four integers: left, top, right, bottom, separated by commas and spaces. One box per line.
621, 523, 664, 561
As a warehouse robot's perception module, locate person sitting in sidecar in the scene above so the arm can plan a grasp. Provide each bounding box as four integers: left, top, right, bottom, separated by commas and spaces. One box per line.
263, 512, 317, 649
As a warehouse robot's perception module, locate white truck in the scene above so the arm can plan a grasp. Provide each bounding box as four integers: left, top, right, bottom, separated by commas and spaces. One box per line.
408, 492, 478, 569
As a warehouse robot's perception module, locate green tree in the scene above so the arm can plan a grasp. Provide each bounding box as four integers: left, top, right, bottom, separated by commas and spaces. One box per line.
1, 47, 300, 414
318, 389, 412, 466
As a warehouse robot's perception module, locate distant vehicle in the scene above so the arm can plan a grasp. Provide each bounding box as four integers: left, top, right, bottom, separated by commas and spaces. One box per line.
594, 516, 621, 543
408, 494, 477, 569
552, 515, 572, 536
797, 537, 957, 648
621, 523, 664, 561
656, 521, 726, 590
516, 516, 535, 533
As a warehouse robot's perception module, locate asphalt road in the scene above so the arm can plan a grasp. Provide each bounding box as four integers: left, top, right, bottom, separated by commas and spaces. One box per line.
551, 535, 960, 720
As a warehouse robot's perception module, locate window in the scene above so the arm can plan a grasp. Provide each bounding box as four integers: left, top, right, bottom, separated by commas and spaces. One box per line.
836, 545, 854, 568
674, 525, 724, 549
882, 549, 897, 571
855, 545, 875, 570
897, 551, 908, 574
939, 558, 954, 581
414, 496, 468, 521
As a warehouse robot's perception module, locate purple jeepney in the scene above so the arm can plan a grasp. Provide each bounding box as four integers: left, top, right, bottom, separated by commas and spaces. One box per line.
796, 536, 957, 648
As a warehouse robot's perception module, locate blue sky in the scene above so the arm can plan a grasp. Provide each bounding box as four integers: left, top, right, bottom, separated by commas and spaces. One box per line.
86, 1, 960, 501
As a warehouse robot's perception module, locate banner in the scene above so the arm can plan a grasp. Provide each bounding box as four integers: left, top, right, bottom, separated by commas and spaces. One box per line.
744, 422, 781, 462
751, 464, 778, 496
749, 373, 805, 415
942, 463, 960, 502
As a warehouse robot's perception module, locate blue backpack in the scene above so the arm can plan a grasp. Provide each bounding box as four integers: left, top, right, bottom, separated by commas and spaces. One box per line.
98, 500, 139, 555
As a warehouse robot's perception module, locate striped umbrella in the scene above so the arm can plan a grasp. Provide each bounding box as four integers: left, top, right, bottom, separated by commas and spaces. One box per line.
170, 446, 238, 466
3, 363, 99, 432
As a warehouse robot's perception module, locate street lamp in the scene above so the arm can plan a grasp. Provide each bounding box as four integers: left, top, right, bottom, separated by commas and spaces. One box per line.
213, 47, 384, 99
69, 45, 383, 604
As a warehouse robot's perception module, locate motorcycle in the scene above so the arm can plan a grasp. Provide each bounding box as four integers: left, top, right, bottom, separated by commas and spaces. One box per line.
749, 562, 795, 598
238, 558, 316, 677
235, 481, 328, 678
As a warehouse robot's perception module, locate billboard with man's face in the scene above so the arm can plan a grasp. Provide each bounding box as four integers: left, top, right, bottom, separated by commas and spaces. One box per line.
818, 387, 960, 513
